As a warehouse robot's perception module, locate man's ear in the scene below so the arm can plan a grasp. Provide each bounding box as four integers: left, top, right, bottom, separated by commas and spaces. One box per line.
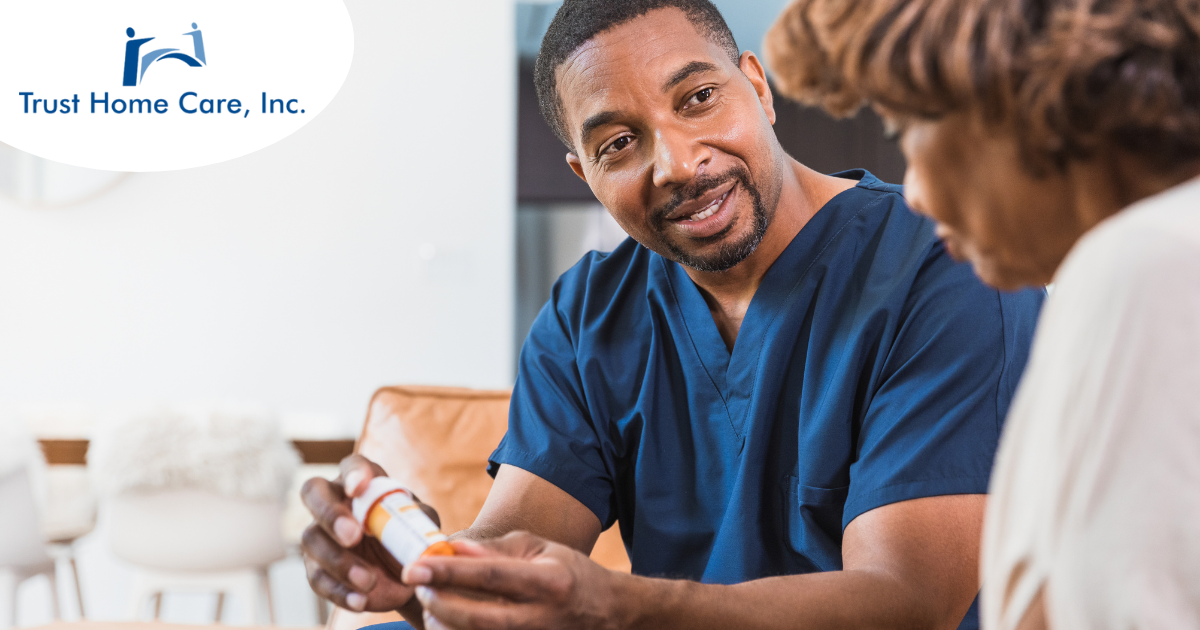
566, 152, 587, 182
740, 51, 776, 126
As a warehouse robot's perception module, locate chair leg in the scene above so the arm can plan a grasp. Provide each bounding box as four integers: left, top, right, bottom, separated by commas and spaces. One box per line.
260, 567, 275, 626
127, 571, 149, 621
228, 572, 260, 626
69, 557, 85, 620
0, 568, 18, 630
153, 592, 162, 621
41, 566, 60, 621
214, 592, 225, 624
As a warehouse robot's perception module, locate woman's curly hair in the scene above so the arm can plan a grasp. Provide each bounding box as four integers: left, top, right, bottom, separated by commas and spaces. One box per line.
764, 0, 1200, 172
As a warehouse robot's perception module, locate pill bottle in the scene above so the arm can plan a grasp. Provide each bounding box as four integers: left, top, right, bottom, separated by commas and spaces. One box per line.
351, 477, 455, 566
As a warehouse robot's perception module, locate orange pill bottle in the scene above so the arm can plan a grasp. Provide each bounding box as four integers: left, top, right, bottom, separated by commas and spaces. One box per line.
351, 478, 454, 566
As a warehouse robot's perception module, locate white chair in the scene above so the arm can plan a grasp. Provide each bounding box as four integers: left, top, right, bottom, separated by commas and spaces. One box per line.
40, 467, 95, 621
0, 469, 59, 629
90, 407, 298, 625
20, 404, 99, 621
109, 490, 286, 624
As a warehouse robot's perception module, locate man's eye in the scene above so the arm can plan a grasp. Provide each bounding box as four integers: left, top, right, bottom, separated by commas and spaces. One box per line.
604, 136, 632, 154
686, 88, 714, 108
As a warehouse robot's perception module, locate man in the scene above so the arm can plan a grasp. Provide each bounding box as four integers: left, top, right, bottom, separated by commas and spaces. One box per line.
301, 1, 1043, 628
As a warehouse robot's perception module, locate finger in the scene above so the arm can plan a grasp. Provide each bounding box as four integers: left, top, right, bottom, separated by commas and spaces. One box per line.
339, 454, 387, 497
305, 556, 368, 612
361, 535, 408, 583
300, 476, 362, 547
417, 585, 534, 630
403, 556, 571, 601
301, 523, 378, 593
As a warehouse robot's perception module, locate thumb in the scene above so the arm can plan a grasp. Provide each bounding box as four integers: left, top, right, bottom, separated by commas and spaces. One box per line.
448, 539, 501, 558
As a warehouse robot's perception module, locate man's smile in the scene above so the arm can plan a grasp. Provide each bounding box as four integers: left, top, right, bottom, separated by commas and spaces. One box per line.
663, 180, 736, 221
663, 180, 739, 239
686, 188, 729, 221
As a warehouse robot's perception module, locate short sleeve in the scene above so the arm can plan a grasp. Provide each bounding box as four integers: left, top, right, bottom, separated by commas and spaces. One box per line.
842, 243, 1042, 529
487, 282, 616, 526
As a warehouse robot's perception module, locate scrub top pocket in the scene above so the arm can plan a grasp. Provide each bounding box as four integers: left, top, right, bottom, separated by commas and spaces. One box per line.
782, 475, 849, 571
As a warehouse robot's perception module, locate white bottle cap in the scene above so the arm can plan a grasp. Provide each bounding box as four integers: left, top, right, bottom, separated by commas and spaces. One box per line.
351, 477, 411, 525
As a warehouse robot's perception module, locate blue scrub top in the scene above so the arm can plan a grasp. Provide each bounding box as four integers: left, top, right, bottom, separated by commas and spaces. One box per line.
490, 171, 1043, 629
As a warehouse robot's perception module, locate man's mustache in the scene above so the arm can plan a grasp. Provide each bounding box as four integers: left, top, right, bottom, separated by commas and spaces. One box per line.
651, 167, 751, 226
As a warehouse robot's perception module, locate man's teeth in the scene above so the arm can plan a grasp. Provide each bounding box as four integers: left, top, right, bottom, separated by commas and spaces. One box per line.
688, 192, 728, 221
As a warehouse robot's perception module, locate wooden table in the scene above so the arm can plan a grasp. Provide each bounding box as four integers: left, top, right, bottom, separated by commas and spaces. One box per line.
37, 438, 356, 465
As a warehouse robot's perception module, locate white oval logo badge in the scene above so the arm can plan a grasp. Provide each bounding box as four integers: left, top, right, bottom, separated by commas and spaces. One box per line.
0, 1, 354, 172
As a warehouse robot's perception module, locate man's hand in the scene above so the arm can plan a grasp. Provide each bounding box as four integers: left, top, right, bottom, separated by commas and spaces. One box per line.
394, 494, 984, 630
299, 454, 441, 615
403, 531, 624, 630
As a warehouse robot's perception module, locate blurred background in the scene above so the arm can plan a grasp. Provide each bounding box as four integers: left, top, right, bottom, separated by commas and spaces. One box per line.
0, 1, 902, 628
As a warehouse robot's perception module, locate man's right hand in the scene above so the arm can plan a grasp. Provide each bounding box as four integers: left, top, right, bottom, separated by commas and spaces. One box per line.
300, 454, 440, 614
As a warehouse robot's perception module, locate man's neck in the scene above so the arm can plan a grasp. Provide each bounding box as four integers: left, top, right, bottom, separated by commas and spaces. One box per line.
686, 161, 858, 351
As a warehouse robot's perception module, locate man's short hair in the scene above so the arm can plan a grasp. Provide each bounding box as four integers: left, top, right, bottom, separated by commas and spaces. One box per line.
535, 0, 741, 150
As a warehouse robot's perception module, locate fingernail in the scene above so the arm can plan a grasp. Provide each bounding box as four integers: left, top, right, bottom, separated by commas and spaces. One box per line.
345, 592, 367, 612
415, 586, 433, 604
344, 470, 366, 495
335, 517, 360, 547
348, 565, 374, 591
404, 564, 432, 585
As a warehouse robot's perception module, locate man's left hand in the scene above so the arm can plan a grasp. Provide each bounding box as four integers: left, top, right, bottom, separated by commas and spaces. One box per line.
402, 531, 625, 630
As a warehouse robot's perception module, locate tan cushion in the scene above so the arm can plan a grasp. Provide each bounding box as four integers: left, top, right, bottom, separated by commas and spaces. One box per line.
356, 385, 512, 534
328, 385, 631, 630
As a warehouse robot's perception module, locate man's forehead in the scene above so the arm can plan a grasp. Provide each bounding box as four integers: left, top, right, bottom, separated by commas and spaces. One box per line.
555, 9, 732, 136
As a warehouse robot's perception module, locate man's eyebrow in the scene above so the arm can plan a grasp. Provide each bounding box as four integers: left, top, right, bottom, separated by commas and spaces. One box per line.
662, 61, 719, 92
579, 110, 621, 148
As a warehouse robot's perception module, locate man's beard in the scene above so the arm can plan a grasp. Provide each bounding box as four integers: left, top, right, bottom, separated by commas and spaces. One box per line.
650, 166, 772, 273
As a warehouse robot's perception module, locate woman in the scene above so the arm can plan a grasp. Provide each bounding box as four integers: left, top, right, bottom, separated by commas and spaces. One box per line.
764, 1, 1200, 629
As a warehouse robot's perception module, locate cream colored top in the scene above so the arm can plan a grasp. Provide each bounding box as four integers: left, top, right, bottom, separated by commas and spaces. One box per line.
982, 176, 1200, 629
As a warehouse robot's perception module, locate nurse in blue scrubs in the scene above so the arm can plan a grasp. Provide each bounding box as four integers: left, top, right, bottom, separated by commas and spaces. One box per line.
298, 2, 1043, 629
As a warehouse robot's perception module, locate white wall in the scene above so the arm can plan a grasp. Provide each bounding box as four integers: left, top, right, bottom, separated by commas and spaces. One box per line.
0, 0, 517, 433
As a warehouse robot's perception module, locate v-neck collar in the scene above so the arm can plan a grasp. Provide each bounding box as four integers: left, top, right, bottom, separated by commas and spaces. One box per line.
657, 170, 884, 435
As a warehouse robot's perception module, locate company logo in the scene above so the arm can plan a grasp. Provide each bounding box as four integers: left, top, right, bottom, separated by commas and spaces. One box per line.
1, 0, 354, 172
122, 23, 207, 87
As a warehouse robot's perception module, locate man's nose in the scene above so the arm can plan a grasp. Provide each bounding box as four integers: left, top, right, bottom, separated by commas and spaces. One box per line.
651, 126, 711, 188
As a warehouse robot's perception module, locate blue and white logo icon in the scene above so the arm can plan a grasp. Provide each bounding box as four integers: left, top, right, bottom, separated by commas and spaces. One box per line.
122, 23, 207, 87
